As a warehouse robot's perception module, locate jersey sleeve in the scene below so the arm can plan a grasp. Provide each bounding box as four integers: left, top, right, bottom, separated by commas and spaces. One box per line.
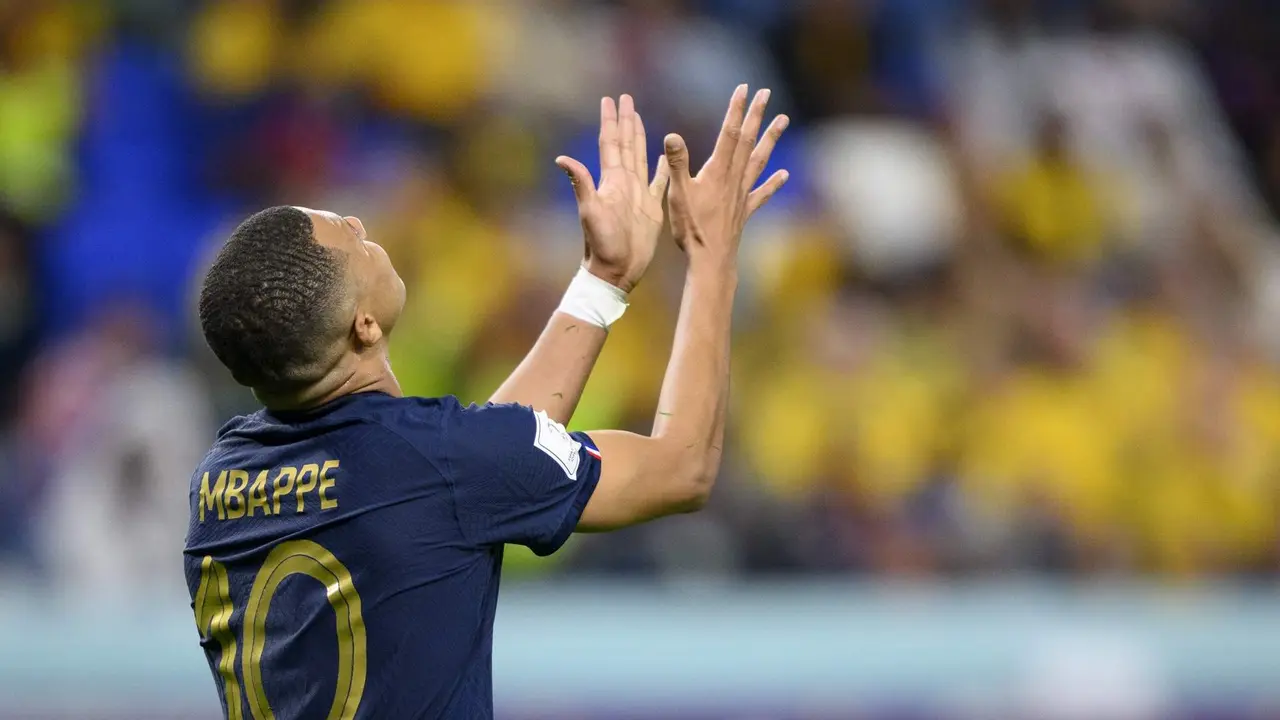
440, 401, 602, 555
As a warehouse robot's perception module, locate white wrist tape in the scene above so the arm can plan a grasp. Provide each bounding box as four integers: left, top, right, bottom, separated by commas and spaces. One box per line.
557, 266, 629, 329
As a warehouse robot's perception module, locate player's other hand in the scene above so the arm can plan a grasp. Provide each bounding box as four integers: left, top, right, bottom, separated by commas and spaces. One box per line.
556, 95, 670, 293
664, 84, 789, 267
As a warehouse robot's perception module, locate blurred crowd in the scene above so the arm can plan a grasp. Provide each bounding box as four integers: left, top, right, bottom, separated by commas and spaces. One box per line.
4, 0, 1280, 599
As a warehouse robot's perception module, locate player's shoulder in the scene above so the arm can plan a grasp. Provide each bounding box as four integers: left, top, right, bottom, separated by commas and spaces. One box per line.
441, 400, 547, 442
347, 398, 564, 484
443, 402, 587, 478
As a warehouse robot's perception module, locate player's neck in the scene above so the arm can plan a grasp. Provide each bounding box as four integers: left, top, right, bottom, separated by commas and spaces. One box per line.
256, 350, 403, 412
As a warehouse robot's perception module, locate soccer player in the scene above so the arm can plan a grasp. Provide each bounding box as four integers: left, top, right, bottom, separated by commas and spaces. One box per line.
184, 86, 788, 719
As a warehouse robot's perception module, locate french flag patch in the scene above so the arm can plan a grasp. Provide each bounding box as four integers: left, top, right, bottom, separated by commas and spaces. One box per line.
582, 436, 602, 460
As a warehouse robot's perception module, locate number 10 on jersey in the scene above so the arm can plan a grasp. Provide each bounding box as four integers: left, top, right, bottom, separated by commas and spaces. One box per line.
194, 540, 368, 720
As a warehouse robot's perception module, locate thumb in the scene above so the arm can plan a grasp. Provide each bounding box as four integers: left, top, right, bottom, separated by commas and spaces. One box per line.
663, 134, 693, 211
649, 154, 670, 198
663, 133, 691, 180
555, 156, 595, 204
663, 134, 695, 240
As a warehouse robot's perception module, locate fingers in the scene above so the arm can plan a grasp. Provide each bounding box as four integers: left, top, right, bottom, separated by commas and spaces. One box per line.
634, 106, 649, 182
745, 113, 790, 188
747, 169, 790, 217
599, 96, 622, 169
732, 88, 771, 177
555, 155, 595, 205
650, 154, 670, 198
664, 133, 694, 233
619, 94, 636, 175
703, 84, 749, 177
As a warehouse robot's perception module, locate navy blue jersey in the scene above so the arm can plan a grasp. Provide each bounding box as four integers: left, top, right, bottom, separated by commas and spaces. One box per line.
182, 392, 601, 719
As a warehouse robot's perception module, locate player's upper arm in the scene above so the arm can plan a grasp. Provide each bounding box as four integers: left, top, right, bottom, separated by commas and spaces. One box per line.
575, 430, 714, 532
441, 401, 602, 555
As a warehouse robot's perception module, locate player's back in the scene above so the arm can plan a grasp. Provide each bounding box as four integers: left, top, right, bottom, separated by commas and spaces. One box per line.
182, 391, 600, 719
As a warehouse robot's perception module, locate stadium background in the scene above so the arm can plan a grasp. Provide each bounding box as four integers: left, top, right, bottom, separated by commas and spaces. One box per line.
2, 0, 1280, 717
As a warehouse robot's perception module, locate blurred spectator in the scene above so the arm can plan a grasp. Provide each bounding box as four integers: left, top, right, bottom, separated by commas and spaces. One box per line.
0, 0, 87, 224
769, 0, 941, 121
808, 119, 961, 278
989, 111, 1117, 267
28, 303, 211, 600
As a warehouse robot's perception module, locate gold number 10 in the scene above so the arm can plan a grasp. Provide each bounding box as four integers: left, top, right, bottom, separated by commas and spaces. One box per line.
195, 539, 368, 720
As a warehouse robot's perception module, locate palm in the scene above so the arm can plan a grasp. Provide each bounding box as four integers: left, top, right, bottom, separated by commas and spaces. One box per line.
557, 95, 670, 293
585, 168, 662, 264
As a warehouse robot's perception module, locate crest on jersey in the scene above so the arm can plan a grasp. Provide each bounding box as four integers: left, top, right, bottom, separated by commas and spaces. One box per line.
532, 410, 582, 479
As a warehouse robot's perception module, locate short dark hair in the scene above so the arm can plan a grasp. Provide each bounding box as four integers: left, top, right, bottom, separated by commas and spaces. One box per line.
198, 206, 349, 390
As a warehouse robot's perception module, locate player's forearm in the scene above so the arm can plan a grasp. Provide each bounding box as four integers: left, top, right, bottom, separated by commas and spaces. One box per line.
488, 312, 606, 424
651, 258, 737, 485
576, 262, 735, 530
707, 374, 730, 473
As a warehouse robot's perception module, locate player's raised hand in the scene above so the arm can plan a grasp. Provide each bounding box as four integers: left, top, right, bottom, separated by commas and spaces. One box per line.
556, 95, 671, 292
663, 84, 789, 261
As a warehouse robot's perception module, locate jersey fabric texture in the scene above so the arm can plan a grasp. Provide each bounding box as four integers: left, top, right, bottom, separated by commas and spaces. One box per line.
182, 392, 601, 719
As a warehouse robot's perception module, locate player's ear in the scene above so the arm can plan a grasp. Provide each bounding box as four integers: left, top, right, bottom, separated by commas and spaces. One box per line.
353, 309, 383, 348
